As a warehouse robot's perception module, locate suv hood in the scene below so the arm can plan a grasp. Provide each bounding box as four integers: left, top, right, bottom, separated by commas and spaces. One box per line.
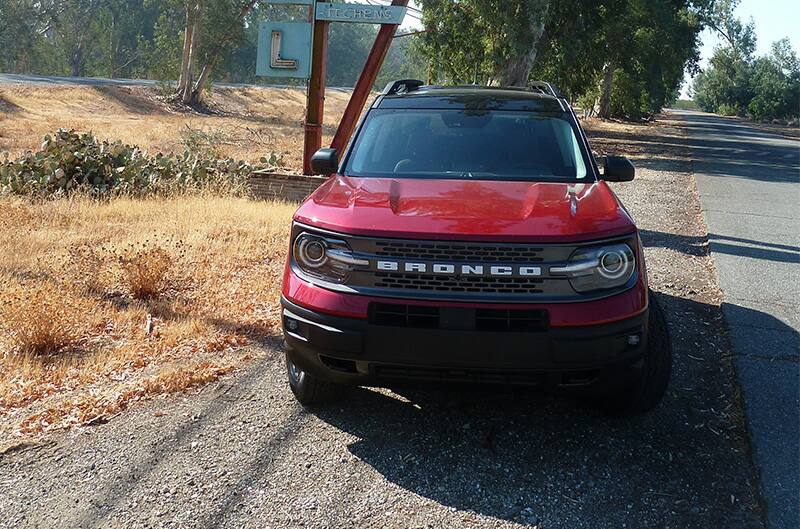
294, 175, 636, 243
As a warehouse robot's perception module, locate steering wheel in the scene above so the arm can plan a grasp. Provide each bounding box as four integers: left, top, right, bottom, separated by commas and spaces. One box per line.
393, 159, 413, 173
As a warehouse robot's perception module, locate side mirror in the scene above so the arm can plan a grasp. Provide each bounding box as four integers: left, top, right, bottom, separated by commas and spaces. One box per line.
602, 155, 635, 182
310, 148, 338, 175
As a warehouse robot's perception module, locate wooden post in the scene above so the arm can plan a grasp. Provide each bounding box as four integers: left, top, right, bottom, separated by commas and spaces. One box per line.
329, 0, 409, 155
303, 12, 330, 175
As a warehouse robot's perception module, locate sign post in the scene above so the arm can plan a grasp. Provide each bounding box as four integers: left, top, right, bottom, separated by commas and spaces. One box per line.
330, 0, 409, 155
304, 16, 329, 175
257, 0, 408, 175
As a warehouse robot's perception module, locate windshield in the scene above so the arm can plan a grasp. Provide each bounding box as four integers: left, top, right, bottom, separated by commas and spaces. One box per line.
344, 109, 591, 181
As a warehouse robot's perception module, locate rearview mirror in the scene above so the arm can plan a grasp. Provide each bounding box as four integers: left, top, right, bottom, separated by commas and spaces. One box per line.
310, 148, 338, 175
602, 155, 635, 182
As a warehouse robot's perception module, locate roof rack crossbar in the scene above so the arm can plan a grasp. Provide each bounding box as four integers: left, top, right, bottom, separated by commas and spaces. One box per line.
382, 79, 424, 95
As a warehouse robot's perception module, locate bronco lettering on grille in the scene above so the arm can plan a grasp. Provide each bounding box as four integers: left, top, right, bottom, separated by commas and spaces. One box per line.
375, 260, 542, 277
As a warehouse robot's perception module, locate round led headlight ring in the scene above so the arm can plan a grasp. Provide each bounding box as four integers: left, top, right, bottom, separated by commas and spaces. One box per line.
598, 249, 629, 279
297, 237, 328, 269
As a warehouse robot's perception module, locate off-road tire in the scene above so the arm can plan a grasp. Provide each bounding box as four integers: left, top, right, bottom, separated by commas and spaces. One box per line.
600, 290, 673, 414
285, 352, 345, 406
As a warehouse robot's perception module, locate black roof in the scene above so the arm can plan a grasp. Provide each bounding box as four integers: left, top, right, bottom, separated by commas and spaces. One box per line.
376, 85, 566, 113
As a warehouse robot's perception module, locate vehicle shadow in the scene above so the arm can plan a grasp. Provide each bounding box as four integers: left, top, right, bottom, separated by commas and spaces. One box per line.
309, 292, 766, 528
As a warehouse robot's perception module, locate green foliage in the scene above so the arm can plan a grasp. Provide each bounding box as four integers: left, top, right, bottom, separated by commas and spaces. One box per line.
672, 99, 700, 111
693, 32, 799, 120
376, 36, 428, 89
418, 0, 701, 119
0, 130, 283, 197
532, 1, 607, 101
148, 7, 184, 81
747, 40, 800, 121
418, 0, 549, 86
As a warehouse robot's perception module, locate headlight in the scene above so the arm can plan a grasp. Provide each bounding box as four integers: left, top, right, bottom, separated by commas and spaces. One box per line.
551, 243, 635, 292
292, 232, 367, 283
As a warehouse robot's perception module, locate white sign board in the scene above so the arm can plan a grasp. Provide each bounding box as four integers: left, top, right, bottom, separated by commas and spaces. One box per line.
315, 2, 407, 24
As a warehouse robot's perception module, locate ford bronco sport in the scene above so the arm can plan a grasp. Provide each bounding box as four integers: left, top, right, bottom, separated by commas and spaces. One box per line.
280, 80, 671, 414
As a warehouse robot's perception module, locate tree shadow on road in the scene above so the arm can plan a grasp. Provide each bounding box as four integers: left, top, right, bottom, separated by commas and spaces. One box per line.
640, 229, 800, 264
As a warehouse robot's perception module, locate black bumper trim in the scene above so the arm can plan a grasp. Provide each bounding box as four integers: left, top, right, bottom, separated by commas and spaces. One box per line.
281, 296, 647, 386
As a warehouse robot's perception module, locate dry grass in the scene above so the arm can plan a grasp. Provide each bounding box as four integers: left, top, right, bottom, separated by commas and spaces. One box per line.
0, 283, 89, 357
117, 242, 178, 300
0, 83, 357, 441
0, 195, 295, 439
0, 85, 353, 170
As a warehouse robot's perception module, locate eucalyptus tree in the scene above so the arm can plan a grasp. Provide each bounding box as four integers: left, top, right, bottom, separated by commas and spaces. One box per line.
418, 0, 550, 86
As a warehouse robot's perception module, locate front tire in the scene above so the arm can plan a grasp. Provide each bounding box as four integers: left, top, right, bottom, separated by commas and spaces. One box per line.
601, 291, 673, 414
285, 352, 345, 406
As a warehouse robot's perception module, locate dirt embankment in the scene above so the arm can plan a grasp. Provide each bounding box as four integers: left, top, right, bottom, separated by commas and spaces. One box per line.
0, 85, 353, 169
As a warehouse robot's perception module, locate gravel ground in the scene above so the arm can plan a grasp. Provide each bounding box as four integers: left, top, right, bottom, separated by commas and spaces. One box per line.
0, 115, 765, 529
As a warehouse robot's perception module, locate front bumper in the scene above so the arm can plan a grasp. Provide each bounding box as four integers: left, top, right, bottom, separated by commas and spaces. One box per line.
282, 296, 649, 390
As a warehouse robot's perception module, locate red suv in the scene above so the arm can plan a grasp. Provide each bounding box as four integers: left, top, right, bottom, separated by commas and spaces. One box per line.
281, 80, 671, 413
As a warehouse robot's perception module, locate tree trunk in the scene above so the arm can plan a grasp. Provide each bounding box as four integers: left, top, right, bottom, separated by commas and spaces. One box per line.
498, 5, 547, 87
178, 1, 197, 95
500, 50, 539, 87
190, 62, 213, 104
108, 14, 116, 78
181, 1, 203, 103
177, 0, 257, 103
70, 45, 85, 77
596, 62, 615, 119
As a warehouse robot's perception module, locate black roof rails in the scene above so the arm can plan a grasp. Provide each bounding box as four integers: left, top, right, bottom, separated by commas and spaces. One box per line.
529, 81, 565, 99
382, 79, 424, 95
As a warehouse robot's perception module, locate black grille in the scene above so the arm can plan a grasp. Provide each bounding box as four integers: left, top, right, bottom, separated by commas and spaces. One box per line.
369, 303, 548, 332
475, 308, 548, 332
375, 241, 545, 263
370, 303, 439, 328
295, 228, 636, 302
374, 272, 545, 294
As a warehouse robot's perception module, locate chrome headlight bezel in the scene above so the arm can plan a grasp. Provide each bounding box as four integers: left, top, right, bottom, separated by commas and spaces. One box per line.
552, 242, 636, 293
291, 230, 367, 284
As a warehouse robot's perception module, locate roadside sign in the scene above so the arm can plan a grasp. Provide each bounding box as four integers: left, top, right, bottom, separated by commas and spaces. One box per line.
256, 22, 313, 79
315, 2, 407, 24
256, 0, 410, 173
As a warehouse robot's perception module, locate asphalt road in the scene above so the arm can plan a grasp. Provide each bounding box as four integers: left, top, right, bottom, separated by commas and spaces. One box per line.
673, 110, 800, 529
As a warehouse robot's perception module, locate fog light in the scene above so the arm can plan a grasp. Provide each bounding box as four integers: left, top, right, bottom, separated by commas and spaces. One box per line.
285, 317, 300, 332
627, 334, 641, 346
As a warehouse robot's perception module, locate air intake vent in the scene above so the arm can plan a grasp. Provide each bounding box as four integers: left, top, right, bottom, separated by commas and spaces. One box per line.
370, 303, 439, 328
476, 308, 548, 332
369, 303, 548, 332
